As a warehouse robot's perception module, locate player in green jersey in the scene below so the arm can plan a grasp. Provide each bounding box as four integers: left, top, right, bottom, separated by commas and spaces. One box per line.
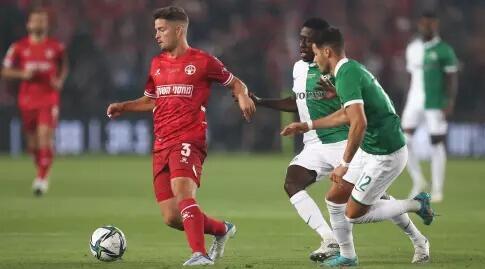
251, 19, 428, 264
248, 18, 343, 262
402, 12, 459, 202
281, 26, 435, 267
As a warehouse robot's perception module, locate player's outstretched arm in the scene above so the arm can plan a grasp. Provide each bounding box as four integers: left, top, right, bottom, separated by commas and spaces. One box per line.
313, 107, 350, 129
227, 76, 256, 122
106, 96, 155, 118
280, 108, 349, 136
1, 67, 33, 81
251, 94, 298, 112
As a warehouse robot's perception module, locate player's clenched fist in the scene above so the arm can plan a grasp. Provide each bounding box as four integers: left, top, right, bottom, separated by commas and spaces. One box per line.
280, 122, 310, 136
330, 165, 348, 184
106, 103, 124, 119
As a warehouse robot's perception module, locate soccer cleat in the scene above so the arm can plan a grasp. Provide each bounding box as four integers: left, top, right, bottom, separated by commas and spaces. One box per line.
208, 221, 236, 261
182, 252, 214, 266
32, 178, 48, 196
412, 238, 430, 264
322, 255, 358, 267
309, 239, 339, 262
430, 192, 443, 203
413, 192, 434, 225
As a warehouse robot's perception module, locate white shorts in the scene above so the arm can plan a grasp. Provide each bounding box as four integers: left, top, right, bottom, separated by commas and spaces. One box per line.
351, 146, 408, 205
289, 140, 362, 184
401, 105, 448, 135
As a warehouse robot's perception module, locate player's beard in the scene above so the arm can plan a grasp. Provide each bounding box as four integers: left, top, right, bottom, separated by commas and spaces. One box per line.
160, 42, 175, 52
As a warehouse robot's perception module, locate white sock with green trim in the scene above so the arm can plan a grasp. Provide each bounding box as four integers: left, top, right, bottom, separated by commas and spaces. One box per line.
326, 199, 356, 259
405, 133, 427, 197
388, 196, 426, 243
347, 199, 420, 224
431, 142, 446, 197
290, 191, 334, 240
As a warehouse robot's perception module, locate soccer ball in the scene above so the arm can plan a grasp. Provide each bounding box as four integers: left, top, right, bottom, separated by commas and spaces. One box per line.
89, 225, 127, 262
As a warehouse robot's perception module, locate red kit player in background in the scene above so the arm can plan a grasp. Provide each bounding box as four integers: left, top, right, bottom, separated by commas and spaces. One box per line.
2, 9, 69, 196
107, 7, 256, 266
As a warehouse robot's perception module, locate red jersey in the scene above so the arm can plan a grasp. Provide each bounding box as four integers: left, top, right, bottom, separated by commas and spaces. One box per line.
2, 37, 65, 110
144, 48, 234, 151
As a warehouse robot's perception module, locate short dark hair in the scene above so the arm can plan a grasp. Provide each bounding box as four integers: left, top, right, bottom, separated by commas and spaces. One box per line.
29, 7, 48, 16
421, 11, 437, 19
302, 18, 329, 31
313, 26, 344, 52
153, 6, 189, 23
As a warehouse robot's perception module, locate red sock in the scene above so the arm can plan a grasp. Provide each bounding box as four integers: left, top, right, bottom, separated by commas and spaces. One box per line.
179, 198, 206, 254
203, 215, 226, 236
37, 148, 53, 179
34, 149, 40, 167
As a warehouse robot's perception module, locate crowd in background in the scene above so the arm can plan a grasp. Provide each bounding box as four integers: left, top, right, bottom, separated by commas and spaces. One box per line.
1, 0, 484, 151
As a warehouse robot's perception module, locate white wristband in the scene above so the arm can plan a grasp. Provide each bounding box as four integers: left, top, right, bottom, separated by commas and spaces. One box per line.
306, 120, 313, 130
340, 160, 350, 168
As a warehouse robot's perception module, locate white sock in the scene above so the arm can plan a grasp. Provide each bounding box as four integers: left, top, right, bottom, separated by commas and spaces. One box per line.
405, 133, 426, 192
290, 191, 334, 240
431, 142, 446, 195
348, 199, 420, 224
388, 196, 425, 243
326, 199, 356, 259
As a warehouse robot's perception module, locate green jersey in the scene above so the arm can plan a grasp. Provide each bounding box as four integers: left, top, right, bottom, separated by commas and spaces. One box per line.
334, 58, 406, 155
292, 60, 348, 144
406, 37, 458, 109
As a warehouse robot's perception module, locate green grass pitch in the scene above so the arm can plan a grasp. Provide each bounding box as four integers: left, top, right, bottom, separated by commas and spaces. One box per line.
0, 154, 484, 268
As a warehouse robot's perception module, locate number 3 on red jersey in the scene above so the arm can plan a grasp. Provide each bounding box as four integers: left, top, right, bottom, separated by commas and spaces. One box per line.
181, 143, 191, 157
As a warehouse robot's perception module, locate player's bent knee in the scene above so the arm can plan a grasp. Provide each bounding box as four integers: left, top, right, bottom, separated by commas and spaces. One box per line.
345, 211, 364, 221
283, 179, 304, 197
326, 183, 353, 203
345, 200, 369, 220
163, 214, 184, 231
430, 135, 446, 145
326, 191, 348, 203
171, 177, 197, 201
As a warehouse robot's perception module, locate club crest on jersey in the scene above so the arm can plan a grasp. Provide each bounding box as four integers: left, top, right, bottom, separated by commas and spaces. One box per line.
156, 84, 194, 98
427, 51, 438, 61
184, 64, 196, 75
45, 49, 54, 59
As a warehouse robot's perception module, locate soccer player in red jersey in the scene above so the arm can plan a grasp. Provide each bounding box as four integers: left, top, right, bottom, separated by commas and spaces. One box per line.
107, 6, 255, 266
2, 9, 68, 196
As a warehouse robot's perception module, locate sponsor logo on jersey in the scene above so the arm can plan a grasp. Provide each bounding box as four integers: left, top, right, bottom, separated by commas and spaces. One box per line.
295, 91, 330, 101
154, 68, 161, 76
156, 84, 194, 98
184, 64, 196, 75
25, 61, 52, 71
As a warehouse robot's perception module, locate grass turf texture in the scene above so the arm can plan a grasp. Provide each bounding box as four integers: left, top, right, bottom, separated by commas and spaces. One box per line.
0, 154, 484, 268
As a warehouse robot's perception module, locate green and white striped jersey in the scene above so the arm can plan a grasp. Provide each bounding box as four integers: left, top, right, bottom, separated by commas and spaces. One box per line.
292, 60, 348, 145
406, 37, 458, 109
